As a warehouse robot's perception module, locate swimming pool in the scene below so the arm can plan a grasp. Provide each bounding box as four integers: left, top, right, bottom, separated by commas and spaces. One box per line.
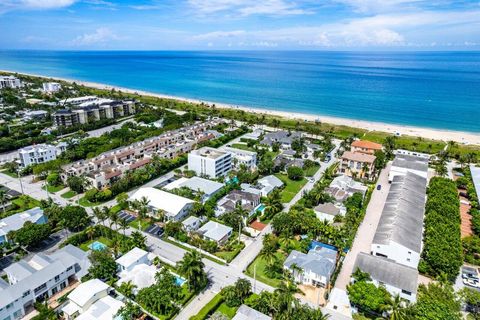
89, 241, 107, 251
256, 204, 266, 213
175, 276, 186, 286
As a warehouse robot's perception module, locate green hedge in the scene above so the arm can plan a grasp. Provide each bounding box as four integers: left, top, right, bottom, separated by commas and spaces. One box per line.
189, 293, 225, 320
420, 177, 462, 281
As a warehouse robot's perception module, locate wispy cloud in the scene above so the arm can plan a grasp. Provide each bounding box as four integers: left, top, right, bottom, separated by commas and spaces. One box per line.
0, 0, 77, 13
187, 0, 312, 16
72, 27, 122, 46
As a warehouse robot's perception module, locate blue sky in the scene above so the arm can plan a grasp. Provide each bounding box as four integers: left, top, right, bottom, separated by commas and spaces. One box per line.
0, 0, 479, 50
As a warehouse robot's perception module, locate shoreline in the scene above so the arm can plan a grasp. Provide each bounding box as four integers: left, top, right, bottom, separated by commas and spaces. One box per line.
3, 69, 480, 145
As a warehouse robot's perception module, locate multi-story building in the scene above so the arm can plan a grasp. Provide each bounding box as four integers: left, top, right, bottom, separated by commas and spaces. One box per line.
42, 82, 61, 93
18, 144, 58, 167
0, 76, 22, 89
0, 245, 90, 320
371, 172, 427, 269
338, 151, 376, 180
0, 207, 46, 244
351, 140, 383, 155
61, 120, 222, 188
222, 146, 257, 170
188, 147, 232, 178
52, 97, 136, 127
388, 153, 429, 182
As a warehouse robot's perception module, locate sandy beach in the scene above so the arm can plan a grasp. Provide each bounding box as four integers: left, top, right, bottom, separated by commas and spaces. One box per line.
4, 70, 480, 145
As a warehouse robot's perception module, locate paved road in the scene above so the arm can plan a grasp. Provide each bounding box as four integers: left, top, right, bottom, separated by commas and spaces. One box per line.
326, 163, 391, 318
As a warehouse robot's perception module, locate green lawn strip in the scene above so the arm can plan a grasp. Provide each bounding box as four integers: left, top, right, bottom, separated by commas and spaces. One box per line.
244, 253, 285, 288
304, 165, 320, 177
162, 238, 226, 266
110, 204, 123, 214
274, 174, 307, 203
42, 184, 65, 193
61, 190, 77, 199
2, 196, 43, 217
78, 196, 107, 207
129, 218, 151, 231
79, 236, 112, 251
229, 143, 255, 152
190, 292, 224, 320
1, 170, 19, 178
217, 302, 238, 318
214, 242, 245, 262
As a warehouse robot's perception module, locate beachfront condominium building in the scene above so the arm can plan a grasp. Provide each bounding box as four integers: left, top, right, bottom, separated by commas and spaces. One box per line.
351, 140, 383, 155
371, 172, 427, 269
339, 151, 376, 180
0, 76, 22, 89
42, 82, 61, 93
188, 147, 232, 178
52, 97, 136, 127
389, 153, 429, 182
18, 144, 59, 168
0, 245, 90, 320
222, 146, 257, 170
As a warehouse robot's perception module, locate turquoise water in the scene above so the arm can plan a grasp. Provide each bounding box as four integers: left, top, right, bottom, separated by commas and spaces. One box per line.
256, 204, 266, 212
0, 50, 479, 132
89, 241, 107, 251
175, 276, 186, 286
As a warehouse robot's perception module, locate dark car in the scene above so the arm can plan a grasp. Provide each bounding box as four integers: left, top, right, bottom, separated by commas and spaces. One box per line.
377, 184, 382, 190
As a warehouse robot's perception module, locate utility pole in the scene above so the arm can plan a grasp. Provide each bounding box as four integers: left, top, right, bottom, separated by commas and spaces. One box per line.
253, 262, 257, 293
17, 168, 24, 195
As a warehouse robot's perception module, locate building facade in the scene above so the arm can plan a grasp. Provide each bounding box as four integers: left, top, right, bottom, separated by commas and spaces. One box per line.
338, 151, 376, 180
188, 147, 232, 178
0, 76, 22, 89
42, 82, 61, 93
18, 144, 58, 168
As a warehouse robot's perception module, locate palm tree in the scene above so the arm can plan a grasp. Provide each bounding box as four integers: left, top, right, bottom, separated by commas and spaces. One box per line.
260, 244, 278, 274
274, 280, 299, 315
152, 256, 161, 269
0, 189, 7, 214
388, 295, 407, 320
435, 161, 448, 177
176, 250, 207, 292
85, 225, 95, 241
119, 280, 137, 299
109, 210, 120, 233
119, 218, 129, 236
138, 196, 150, 219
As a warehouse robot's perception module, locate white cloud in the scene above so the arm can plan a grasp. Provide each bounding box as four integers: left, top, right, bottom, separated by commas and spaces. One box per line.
187, 0, 310, 16
72, 27, 121, 46
193, 30, 246, 40
0, 0, 76, 13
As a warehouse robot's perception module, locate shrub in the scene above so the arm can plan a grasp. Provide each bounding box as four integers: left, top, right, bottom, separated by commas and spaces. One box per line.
287, 166, 304, 180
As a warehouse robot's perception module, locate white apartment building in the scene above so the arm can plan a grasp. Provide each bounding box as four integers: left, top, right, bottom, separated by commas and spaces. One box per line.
389, 153, 429, 182
18, 144, 58, 167
188, 147, 232, 178
0, 245, 90, 320
354, 252, 418, 302
42, 82, 61, 93
222, 146, 257, 170
0, 76, 22, 89
371, 172, 427, 269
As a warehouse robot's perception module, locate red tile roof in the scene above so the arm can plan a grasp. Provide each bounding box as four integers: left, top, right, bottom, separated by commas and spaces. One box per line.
351, 140, 383, 150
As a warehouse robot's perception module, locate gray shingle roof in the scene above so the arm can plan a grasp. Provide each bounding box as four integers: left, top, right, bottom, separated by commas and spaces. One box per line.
392, 154, 429, 172
372, 172, 427, 253
354, 252, 418, 294
284, 247, 337, 281
314, 203, 341, 216
233, 305, 272, 320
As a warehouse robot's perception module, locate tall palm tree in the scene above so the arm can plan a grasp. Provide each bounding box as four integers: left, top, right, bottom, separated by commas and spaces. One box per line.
274, 280, 299, 315
85, 225, 95, 241
119, 218, 129, 236
388, 295, 407, 320
119, 280, 137, 299
109, 210, 120, 233
0, 189, 7, 214
176, 250, 207, 292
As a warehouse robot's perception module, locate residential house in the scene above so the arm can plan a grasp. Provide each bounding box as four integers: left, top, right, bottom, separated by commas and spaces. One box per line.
0, 76, 22, 89
354, 252, 418, 302
215, 189, 261, 217
284, 245, 337, 288
371, 172, 427, 268
241, 175, 284, 197
223, 146, 257, 170
351, 140, 382, 155
273, 154, 305, 171
0, 207, 46, 244
116, 247, 150, 273
388, 153, 429, 182
0, 245, 89, 320
197, 221, 233, 245
18, 144, 58, 168
325, 175, 368, 204
130, 187, 194, 221
182, 216, 202, 232
62, 279, 124, 320
164, 176, 224, 203
23, 110, 48, 121
42, 82, 61, 93
314, 203, 346, 222
232, 305, 272, 320
338, 151, 376, 180
188, 147, 232, 178
261, 130, 302, 150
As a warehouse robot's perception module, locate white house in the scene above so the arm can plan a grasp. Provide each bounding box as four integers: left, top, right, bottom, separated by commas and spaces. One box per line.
0, 207, 46, 244
164, 176, 224, 203
62, 279, 124, 320
354, 252, 418, 302
0, 245, 89, 320
241, 175, 284, 198
116, 247, 150, 273
0, 76, 22, 89
371, 172, 427, 268
284, 245, 337, 288
233, 305, 272, 320
188, 147, 232, 178
222, 146, 257, 170
314, 203, 346, 222
18, 144, 58, 167
130, 187, 194, 221
388, 153, 428, 182
197, 221, 233, 245
325, 175, 368, 204
43, 82, 61, 93
182, 216, 202, 232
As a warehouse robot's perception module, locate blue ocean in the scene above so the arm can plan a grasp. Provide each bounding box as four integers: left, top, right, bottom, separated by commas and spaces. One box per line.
1, 50, 479, 132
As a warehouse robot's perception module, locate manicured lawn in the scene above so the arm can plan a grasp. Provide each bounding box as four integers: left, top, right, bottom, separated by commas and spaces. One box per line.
245, 253, 286, 288
162, 238, 226, 265
110, 204, 122, 214
1, 170, 19, 178
214, 242, 245, 262
79, 237, 112, 251
43, 184, 65, 193
78, 196, 107, 207
230, 143, 255, 151
190, 293, 224, 320
217, 303, 238, 318
274, 173, 308, 203
61, 190, 77, 199
304, 164, 320, 177
129, 218, 151, 231
2, 196, 42, 217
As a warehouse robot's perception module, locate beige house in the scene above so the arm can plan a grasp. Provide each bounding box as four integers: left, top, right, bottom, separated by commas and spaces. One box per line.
339, 151, 376, 180
351, 140, 383, 155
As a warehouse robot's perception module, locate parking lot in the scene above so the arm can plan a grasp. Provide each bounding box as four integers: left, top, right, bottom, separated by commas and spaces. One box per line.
118, 210, 136, 223
145, 224, 164, 238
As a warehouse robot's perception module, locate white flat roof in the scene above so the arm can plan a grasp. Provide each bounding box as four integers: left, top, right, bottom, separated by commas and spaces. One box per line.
115, 247, 148, 269
198, 221, 232, 242
76, 295, 124, 320
130, 187, 194, 217
68, 278, 109, 308
163, 177, 189, 190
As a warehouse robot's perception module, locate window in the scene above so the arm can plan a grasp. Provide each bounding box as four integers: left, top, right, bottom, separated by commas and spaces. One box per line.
22, 290, 30, 298
54, 275, 60, 282
407, 258, 411, 262
34, 283, 47, 294
67, 266, 73, 272
6, 303, 13, 310
401, 289, 411, 296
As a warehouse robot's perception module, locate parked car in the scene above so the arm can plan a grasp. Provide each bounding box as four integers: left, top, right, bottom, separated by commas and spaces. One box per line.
377, 184, 382, 190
